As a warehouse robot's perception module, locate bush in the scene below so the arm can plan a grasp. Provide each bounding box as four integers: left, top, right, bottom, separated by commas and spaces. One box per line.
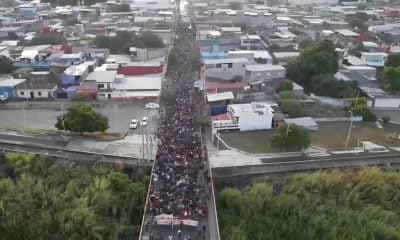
278, 91, 296, 100
71, 93, 91, 102
276, 80, 294, 93
382, 116, 391, 123
279, 100, 306, 118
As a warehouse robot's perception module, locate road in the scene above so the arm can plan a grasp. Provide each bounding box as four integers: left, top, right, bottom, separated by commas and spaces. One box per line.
212, 150, 400, 178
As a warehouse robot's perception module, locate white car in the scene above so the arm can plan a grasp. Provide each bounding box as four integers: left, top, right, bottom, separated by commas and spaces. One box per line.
145, 103, 160, 109
141, 117, 148, 127
129, 119, 138, 129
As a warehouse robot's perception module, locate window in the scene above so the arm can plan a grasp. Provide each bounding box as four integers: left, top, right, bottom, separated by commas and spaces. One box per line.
20, 91, 24, 96
205, 64, 214, 69
98, 84, 105, 89
216, 64, 222, 68
38, 92, 42, 96
227, 63, 233, 68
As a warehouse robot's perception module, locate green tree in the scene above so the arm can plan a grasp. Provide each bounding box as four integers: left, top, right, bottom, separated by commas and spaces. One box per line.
254, 57, 268, 64
0, 56, 14, 74
354, 12, 369, 21
279, 99, 306, 118
383, 67, 400, 92
286, 40, 339, 91
229, 1, 243, 10
278, 90, 296, 100
30, 33, 66, 45
349, 18, 368, 31
352, 97, 377, 122
298, 39, 314, 49
7, 32, 19, 40
55, 104, 109, 134
0, 153, 147, 239
270, 124, 311, 151
276, 80, 294, 93
311, 74, 357, 98
386, 54, 400, 68
109, 3, 131, 12
12, 67, 33, 79
71, 93, 91, 102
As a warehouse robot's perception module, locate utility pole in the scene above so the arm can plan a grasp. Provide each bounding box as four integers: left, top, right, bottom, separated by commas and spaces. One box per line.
345, 111, 353, 150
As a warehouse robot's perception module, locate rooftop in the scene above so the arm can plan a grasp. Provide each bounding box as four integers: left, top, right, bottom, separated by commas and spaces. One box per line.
335, 29, 359, 37
203, 58, 249, 65
246, 64, 285, 72
86, 71, 117, 83
113, 76, 162, 90
0, 78, 26, 87
284, 117, 317, 127
229, 102, 274, 118
207, 91, 234, 102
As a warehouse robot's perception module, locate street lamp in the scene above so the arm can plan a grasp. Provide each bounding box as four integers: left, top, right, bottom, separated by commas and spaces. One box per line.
345, 110, 353, 150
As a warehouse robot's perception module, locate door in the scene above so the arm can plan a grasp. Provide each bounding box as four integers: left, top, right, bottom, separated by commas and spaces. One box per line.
107, 93, 111, 100
30, 92, 34, 99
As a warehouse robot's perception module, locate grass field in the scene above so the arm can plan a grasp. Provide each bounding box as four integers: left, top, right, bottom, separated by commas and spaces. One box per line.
221, 121, 400, 153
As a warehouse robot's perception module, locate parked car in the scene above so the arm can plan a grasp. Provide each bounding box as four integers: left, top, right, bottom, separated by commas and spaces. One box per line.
130, 119, 138, 129
145, 103, 160, 109
141, 117, 148, 127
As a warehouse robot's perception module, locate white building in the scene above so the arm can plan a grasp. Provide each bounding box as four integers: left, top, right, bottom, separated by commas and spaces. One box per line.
16, 82, 57, 99
245, 64, 286, 83
212, 102, 274, 132
203, 58, 249, 81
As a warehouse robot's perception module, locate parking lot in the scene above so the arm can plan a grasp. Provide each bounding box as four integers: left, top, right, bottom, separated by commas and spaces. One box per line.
0, 102, 159, 135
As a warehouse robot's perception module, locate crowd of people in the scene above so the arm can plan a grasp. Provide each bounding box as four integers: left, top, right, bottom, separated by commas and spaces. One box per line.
146, 21, 211, 240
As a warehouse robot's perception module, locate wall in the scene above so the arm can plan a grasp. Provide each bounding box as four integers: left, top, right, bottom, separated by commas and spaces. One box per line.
0, 86, 15, 99
310, 94, 349, 108
117, 65, 163, 76
238, 113, 272, 131
373, 98, 400, 108
246, 68, 286, 82
16, 88, 55, 99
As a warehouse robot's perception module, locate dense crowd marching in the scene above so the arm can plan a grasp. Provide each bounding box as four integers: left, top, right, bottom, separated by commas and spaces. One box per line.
146, 22, 210, 240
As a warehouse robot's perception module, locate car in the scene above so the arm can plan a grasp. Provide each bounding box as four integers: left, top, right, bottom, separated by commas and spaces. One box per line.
145, 103, 160, 109
129, 119, 138, 129
141, 117, 148, 127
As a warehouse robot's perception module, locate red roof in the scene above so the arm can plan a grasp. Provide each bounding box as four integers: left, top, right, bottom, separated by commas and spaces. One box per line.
212, 113, 231, 121
356, 32, 376, 42
205, 80, 247, 91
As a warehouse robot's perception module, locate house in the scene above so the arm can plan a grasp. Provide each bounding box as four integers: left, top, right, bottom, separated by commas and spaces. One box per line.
284, 117, 318, 131
0, 26, 24, 38
11, 19, 43, 32
117, 63, 164, 76
206, 91, 234, 116
245, 64, 286, 83
360, 52, 388, 67
203, 58, 249, 81
111, 76, 162, 101
85, 70, 118, 100
212, 102, 274, 132
16, 81, 57, 99
240, 35, 264, 50
0, 78, 26, 99
362, 42, 379, 52
61, 64, 89, 88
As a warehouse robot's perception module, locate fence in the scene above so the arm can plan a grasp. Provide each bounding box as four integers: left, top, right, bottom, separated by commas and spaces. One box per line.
314, 116, 363, 122
310, 94, 350, 108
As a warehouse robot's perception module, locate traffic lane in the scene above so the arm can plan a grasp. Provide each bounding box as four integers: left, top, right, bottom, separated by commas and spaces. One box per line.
0, 103, 159, 135
127, 108, 159, 136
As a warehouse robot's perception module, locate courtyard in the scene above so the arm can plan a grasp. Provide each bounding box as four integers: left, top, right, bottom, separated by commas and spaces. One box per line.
221, 121, 400, 154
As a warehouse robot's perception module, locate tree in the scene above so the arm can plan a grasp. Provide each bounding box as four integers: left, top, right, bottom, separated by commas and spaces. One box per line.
286, 40, 339, 92
229, 1, 243, 10
109, 3, 131, 12
385, 53, 400, 68
276, 80, 294, 93
254, 57, 268, 64
311, 74, 357, 98
383, 67, 400, 92
278, 90, 296, 99
279, 99, 306, 118
7, 32, 19, 40
298, 39, 314, 49
354, 12, 369, 21
349, 18, 368, 31
0, 56, 14, 74
140, 31, 165, 48
29, 33, 66, 45
352, 97, 377, 122
55, 104, 109, 134
71, 93, 91, 102
270, 124, 311, 151
12, 67, 33, 79
234, 22, 248, 32
0, 152, 148, 239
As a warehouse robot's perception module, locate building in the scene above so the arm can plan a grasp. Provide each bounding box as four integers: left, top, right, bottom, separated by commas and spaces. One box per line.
272, 52, 300, 66
61, 64, 89, 88
240, 35, 263, 50
16, 81, 57, 99
360, 52, 388, 68
206, 91, 234, 116
212, 102, 274, 132
117, 63, 164, 76
0, 78, 26, 99
245, 64, 286, 83
85, 70, 118, 100
203, 58, 249, 81
111, 76, 162, 101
